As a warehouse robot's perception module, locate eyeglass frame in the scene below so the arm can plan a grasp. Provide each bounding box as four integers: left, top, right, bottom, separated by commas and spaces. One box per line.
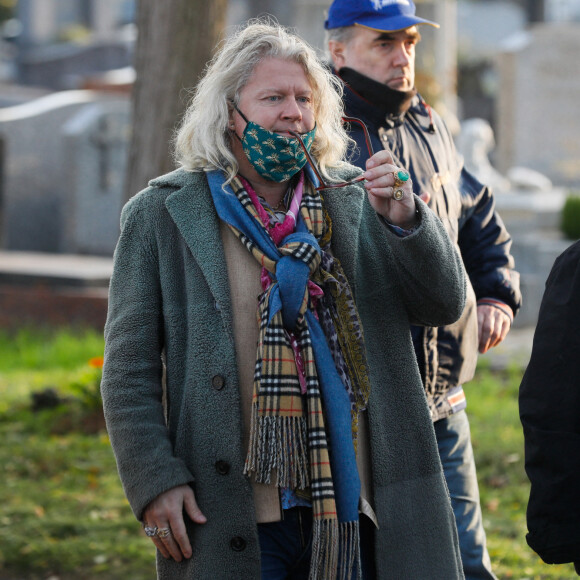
288, 116, 375, 191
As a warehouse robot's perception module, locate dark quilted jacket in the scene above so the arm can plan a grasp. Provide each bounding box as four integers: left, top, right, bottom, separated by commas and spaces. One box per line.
343, 84, 522, 421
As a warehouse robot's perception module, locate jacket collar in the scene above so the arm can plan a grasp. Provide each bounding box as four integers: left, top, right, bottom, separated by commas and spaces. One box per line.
339, 67, 416, 117
342, 79, 426, 130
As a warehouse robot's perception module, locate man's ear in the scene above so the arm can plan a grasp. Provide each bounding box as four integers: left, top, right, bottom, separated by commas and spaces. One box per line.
328, 40, 345, 70
228, 103, 237, 130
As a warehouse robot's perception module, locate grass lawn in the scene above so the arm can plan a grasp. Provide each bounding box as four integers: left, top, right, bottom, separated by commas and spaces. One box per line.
0, 328, 154, 580
0, 328, 576, 579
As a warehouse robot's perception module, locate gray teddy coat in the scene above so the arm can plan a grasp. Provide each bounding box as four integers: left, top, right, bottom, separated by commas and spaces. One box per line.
101, 165, 466, 579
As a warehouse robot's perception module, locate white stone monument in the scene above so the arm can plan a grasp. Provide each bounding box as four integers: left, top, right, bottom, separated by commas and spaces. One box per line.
495, 23, 580, 188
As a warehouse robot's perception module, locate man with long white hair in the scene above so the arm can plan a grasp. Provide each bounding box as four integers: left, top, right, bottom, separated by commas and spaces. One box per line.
101, 21, 466, 579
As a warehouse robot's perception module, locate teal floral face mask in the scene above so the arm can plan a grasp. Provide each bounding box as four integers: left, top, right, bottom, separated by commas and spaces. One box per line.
233, 105, 316, 182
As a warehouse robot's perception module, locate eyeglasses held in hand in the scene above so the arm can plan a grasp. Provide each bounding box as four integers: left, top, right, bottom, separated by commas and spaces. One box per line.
288, 116, 375, 191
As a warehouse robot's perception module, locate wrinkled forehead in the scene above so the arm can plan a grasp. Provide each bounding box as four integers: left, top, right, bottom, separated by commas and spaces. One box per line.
351, 24, 420, 43
242, 56, 319, 102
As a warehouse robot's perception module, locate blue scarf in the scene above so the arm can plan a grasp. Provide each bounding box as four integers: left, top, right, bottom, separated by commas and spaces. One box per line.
207, 168, 364, 578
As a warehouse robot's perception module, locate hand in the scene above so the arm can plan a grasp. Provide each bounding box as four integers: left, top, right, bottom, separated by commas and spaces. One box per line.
419, 191, 431, 204
363, 150, 417, 228
142, 484, 207, 561
477, 304, 512, 354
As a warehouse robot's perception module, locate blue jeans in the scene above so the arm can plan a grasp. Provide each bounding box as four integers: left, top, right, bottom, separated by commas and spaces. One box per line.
258, 507, 376, 579
435, 410, 497, 580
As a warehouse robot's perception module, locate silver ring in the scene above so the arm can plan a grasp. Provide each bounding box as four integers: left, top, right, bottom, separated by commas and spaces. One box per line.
143, 525, 158, 537
156, 527, 171, 539
393, 188, 405, 201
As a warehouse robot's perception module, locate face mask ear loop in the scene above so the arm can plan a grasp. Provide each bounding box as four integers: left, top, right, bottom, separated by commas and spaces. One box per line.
230, 100, 249, 124
228, 100, 248, 143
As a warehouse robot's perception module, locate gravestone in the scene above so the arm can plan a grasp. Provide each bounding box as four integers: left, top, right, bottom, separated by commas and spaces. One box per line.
494, 188, 573, 327
455, 116, 574, 327
62, 100, 130, 255
495, 23, 580, 188
0, 89, 129, 253
492, 23, 580, 323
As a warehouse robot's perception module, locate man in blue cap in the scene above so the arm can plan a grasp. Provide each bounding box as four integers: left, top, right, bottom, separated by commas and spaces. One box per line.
325, 1, 522, 578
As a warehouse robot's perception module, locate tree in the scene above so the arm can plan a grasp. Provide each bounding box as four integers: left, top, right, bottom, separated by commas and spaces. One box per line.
125, 0, 228, 201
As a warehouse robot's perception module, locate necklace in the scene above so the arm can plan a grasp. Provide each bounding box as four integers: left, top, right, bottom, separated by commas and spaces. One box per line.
272, 196, 286, 211
258, 193, 287, 212
239, 172, 305, 246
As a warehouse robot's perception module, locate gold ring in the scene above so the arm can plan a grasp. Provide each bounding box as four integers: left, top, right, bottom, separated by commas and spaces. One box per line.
393, 170, 410, 189
156, 527, 171, 539
393, 188, 405, 201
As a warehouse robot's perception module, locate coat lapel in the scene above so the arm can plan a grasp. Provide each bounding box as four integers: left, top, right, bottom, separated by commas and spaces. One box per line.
323, 183, 364, 287
160, 166, 363, 338
163, 170, 233, 337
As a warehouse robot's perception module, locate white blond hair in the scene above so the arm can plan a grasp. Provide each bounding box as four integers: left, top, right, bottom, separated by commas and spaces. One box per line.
174, 20, 351, 183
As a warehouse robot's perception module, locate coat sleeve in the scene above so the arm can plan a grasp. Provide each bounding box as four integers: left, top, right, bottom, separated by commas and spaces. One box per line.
101, 192, 195, 521
519, 240, 580, 565
457, 167, 521, 315
370, 195, 467, 328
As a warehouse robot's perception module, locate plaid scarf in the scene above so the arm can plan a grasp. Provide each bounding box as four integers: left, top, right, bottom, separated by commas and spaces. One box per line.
207, 169, 370, 579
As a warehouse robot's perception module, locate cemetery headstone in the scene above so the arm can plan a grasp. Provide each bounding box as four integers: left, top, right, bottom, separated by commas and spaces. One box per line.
496, 23, 580, 188
0, 90, 129, 254
62, 100, 130, 255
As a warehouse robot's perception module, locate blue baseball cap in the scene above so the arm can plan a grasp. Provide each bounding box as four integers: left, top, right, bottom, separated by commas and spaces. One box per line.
325, 0, 439, 31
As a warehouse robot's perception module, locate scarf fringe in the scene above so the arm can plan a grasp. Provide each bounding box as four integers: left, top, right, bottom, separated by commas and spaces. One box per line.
244, 412, 310, 489
309, 519, 361, 580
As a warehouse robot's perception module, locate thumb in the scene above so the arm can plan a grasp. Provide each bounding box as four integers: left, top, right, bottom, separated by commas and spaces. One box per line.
183, 487, 207, 524
419, 191, 431, 204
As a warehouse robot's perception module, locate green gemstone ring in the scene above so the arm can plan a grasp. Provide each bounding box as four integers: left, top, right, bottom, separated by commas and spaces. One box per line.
393, 169, 411, 191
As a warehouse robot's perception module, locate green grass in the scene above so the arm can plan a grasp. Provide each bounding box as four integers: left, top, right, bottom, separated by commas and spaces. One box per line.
0, 327, 105, 371
0, 328, 155, 580
0, 328, 577, 578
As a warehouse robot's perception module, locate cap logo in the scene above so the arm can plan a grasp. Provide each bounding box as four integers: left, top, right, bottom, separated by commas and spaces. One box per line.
370, 0, 410, 9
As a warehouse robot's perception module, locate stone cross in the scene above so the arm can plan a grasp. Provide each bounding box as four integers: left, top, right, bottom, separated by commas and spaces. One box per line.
90, 115, 126, 192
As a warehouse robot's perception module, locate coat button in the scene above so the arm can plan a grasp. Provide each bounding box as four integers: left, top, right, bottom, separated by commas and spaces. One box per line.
230, 536, 246, 552
215, 460, 230, 475
211, 375, 225, 390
